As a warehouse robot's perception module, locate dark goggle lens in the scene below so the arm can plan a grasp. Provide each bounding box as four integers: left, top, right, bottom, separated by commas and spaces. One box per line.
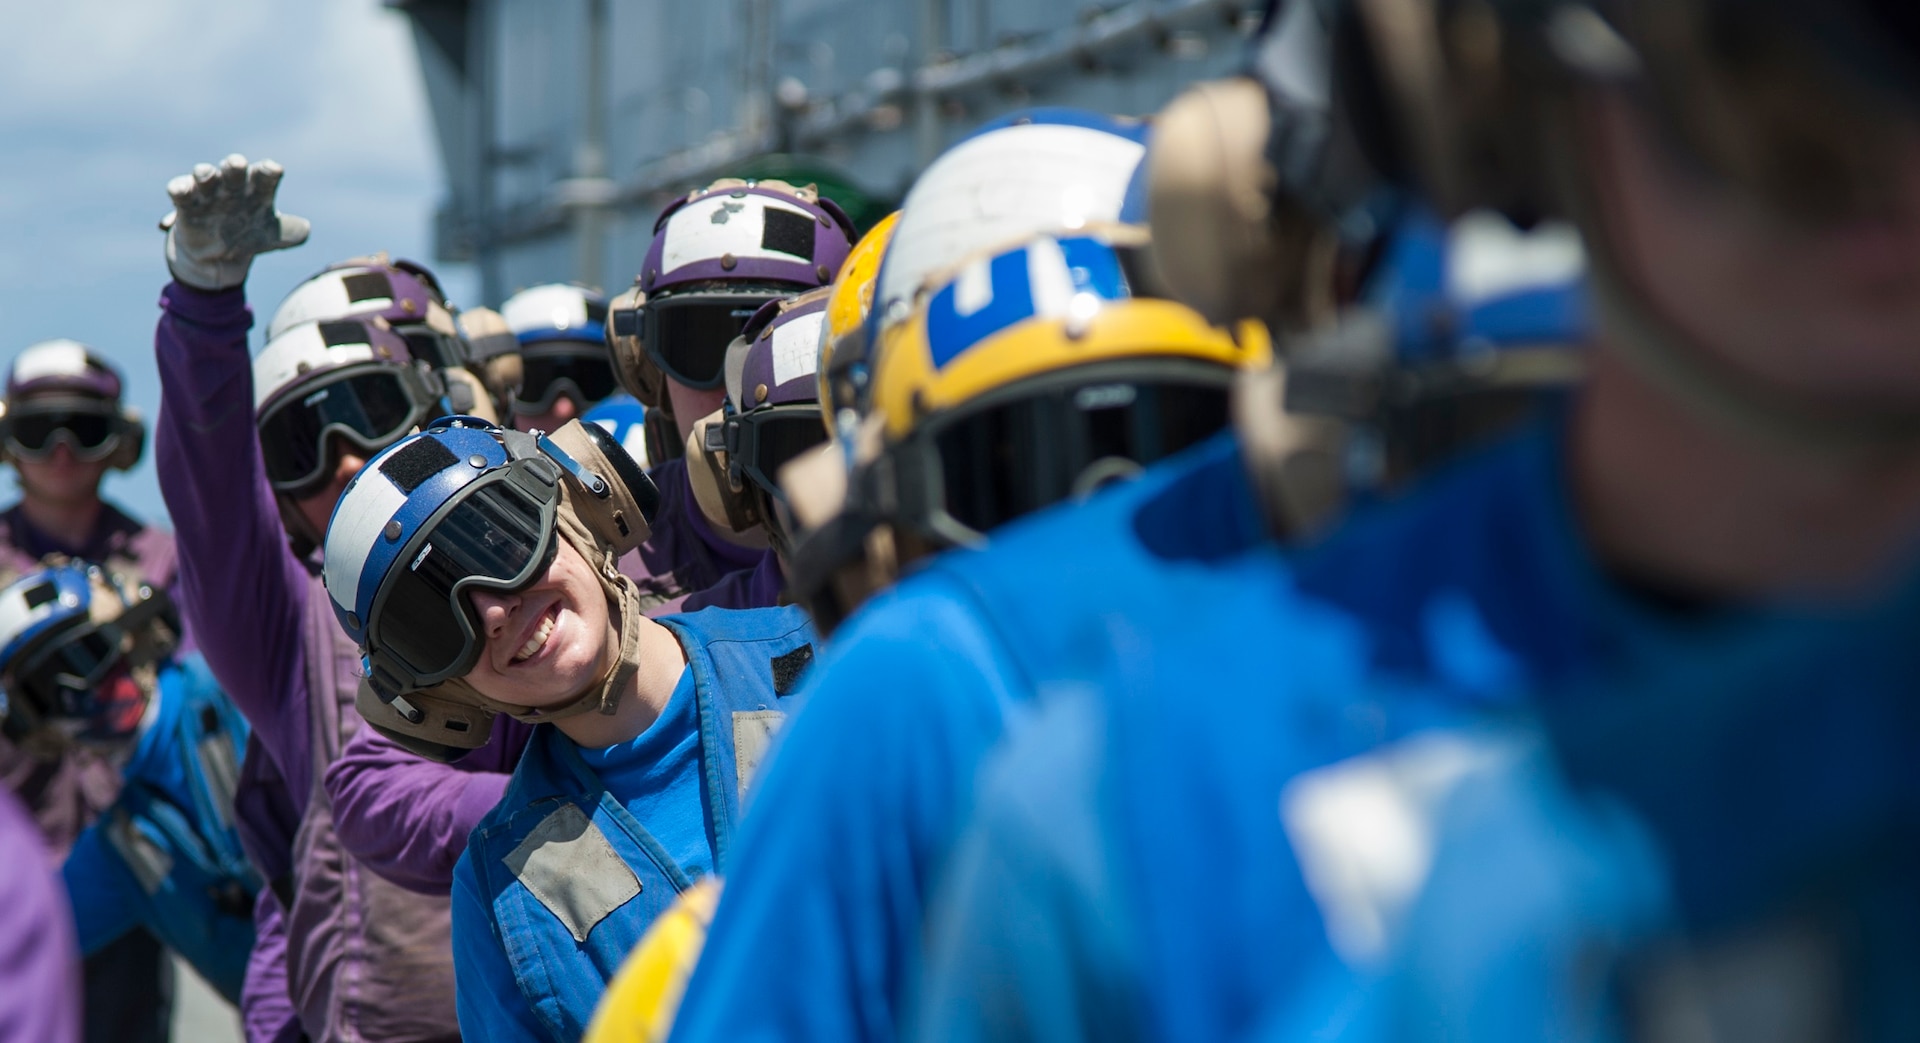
645, 299, 772, 388
369, 479, 555, 681
516, 354, 620, 410
258, 371, 423, 490
736, 411, 828, 496
931, 381, 1230, 535
9, 412, 118, 453
18, 627, 120, 719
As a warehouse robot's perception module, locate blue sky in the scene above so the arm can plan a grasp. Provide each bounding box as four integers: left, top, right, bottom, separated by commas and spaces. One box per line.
0, 1, 476, 524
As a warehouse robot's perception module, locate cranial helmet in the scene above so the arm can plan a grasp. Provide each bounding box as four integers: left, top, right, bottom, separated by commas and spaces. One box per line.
685, 289, 831, 554
0, 341, 146, 472
786, 231, 1272, 633
0, 561, 178, 744
606, 179, 856, 420
870, 110, 1150, 343
837, 110, 1151, 438
323, 415, 660, 760
253, 316, 447, 554
819, 211, 899, 433
496, 284, 619, 419
269, 254, 501, 422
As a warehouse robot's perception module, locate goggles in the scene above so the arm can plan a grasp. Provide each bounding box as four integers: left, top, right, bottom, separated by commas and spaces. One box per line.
362, 451, 564, 696
2, 400, 127, 462
712, 404, 830, 509
7, 625, 123, 729
512, 350, 620, 415
644, 290, 789, 390
257, 364, 440, 497
873, 360, 1233, 544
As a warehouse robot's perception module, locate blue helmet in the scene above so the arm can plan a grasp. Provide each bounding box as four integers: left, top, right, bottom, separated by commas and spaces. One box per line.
0, 563, 174, 739
499, 284, 620, 416
323, 416, 659, 709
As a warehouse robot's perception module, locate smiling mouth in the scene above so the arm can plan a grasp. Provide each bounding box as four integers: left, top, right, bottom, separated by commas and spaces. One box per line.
511, 604, 560, 665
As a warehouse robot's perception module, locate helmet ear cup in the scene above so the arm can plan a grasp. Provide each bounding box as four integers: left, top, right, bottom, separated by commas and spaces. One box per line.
108, 409, 145, 472
353, 680, 494, 763
607, 284, 670, 410
684, 410, 764, 537
1149, 77, 1343, 332
543, 419, 659, 556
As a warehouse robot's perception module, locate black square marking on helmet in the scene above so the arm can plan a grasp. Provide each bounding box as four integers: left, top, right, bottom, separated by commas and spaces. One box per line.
760, 208, 816, 261
22, 582, 55, 610
319, 320, 371, 349
380, 437, 460, 494
342, 272, 393, 303
771, 643, 814, 696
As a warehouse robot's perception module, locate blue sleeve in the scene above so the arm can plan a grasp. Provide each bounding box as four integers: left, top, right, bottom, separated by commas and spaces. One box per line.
60, 825, 141, 957
670, 578, 1026, 1043
451, 847, 551, 1043
909, 689, 1146, 1043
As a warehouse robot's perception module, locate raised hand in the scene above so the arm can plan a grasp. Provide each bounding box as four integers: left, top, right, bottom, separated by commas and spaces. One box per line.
160, 153, 311, 291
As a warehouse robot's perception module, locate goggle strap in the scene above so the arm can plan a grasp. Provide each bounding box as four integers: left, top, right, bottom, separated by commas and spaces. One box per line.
536, 434, 611, 500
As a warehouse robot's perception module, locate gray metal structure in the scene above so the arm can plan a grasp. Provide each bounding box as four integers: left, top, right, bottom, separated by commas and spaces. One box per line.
390, 0, 1263, 304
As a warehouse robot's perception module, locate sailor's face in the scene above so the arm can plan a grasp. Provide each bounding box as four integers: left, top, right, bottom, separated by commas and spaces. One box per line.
293, 443, 368, 541
1588, 90, 1920, 411
462, 538, 611, 711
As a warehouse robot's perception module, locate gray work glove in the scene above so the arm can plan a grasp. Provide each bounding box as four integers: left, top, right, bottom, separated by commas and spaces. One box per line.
160, 154, 311, 291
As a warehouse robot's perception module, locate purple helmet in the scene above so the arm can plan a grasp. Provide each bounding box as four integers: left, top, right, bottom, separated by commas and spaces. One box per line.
713, 289, 830, 530
641, 181, 855, 297
6, 341, 123, 403
267, 256, 468, 372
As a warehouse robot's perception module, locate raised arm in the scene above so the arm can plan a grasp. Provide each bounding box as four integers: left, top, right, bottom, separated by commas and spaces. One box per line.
152, 155, 317, 791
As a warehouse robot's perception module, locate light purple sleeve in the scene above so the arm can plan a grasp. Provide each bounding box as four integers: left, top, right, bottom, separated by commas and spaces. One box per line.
0, 788, 79, 1043
240, 890, 304, 1043
321, 718, 536, 894
153, 282, 315, 797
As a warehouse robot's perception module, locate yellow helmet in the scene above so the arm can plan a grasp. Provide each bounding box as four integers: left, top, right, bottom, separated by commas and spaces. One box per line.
582, 878, 723, 1043
783, 231, 1270, 631
818, 210, 900, 431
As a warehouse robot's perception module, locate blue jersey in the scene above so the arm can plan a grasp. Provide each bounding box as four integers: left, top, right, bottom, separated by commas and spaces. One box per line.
909, 418, 1920, 1042
453, 606, 814, 1043
61, 653, 257, 1003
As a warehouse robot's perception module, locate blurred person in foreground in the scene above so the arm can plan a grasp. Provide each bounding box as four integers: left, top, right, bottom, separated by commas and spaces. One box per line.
909, 0, 1920, 1040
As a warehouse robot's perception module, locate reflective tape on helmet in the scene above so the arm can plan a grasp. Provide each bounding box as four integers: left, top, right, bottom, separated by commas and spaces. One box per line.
323, 467, 411, 621
662, 195, 820, 276
925, 236, 1129, 369
770, 311, 826, 388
